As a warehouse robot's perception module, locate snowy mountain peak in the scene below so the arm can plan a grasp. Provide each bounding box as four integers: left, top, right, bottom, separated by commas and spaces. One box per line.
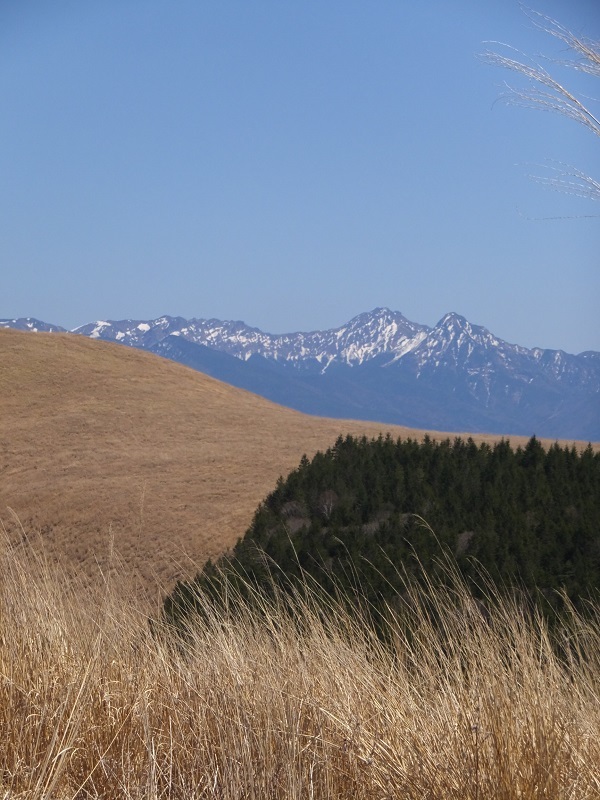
432, 313, 505, 350
346, 307, 416, 329
438, 311, 471, 333
329, 308, 429, 366
346, 306, 399, 326
0, 317, 67, 333
439, 311, 467, 325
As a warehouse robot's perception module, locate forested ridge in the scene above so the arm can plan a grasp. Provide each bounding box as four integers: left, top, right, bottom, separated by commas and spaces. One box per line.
165, 435, 600, 624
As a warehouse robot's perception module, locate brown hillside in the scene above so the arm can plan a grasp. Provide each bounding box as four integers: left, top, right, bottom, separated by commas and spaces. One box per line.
0, 328, 591, 603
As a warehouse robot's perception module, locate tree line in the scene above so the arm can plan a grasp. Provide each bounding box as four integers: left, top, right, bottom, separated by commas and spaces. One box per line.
164, 434, 600, 627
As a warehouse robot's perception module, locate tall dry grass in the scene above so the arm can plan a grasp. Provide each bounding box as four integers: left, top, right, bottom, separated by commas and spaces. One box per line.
1, 528, 599, 799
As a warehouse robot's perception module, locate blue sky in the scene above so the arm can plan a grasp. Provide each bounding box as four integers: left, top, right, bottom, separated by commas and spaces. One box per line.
1, 1, 598, 353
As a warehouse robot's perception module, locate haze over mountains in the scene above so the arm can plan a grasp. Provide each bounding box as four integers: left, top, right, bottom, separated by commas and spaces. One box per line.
2, 308, 599, 440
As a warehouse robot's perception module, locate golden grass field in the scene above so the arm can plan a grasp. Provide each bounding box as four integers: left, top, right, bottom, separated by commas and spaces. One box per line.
0, 328, 595, 603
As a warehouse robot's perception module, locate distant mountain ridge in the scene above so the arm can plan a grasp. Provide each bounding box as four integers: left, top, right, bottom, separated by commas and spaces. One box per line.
1, 309, 598, 440
70, 308, 430, 368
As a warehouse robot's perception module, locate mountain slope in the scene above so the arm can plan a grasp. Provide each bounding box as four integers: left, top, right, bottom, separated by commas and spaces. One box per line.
6, 328, 509, 601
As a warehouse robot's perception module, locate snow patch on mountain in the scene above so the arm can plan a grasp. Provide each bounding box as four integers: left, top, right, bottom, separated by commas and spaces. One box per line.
0, 317, 67, 333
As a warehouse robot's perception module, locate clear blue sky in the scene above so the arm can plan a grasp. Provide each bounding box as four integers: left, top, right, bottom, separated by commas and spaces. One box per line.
1, 1, 598, 353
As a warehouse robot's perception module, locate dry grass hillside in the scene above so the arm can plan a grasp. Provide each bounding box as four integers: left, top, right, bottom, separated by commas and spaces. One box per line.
0, 328, 592, 603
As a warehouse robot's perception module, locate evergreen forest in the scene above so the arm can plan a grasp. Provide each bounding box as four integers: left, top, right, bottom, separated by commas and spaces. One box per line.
165, 435, 600, 626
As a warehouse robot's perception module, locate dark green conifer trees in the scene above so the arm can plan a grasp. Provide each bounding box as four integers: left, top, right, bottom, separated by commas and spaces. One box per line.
165, 435, 600, 627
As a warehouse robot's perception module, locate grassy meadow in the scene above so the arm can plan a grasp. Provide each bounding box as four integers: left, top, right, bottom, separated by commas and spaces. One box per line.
1, 530, 599, 799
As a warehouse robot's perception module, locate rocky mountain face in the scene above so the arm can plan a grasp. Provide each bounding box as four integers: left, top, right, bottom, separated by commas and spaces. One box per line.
2, 309, 598, 440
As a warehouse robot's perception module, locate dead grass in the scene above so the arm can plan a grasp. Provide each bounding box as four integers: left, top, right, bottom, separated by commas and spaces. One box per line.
1, 532, 599, 799
0, 329, 594, 603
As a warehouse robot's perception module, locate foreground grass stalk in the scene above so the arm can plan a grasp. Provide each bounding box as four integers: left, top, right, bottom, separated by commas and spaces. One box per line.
0, 532, 599, 798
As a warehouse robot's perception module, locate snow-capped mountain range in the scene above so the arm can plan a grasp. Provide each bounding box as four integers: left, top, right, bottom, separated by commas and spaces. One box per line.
2, 309, 598, 440
71, 308, 429, 368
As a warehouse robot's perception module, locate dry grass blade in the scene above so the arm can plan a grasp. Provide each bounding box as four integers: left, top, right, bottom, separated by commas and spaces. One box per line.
481, 6, 600, 206
1, 529, 600, 798
482, 42, 600, 139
